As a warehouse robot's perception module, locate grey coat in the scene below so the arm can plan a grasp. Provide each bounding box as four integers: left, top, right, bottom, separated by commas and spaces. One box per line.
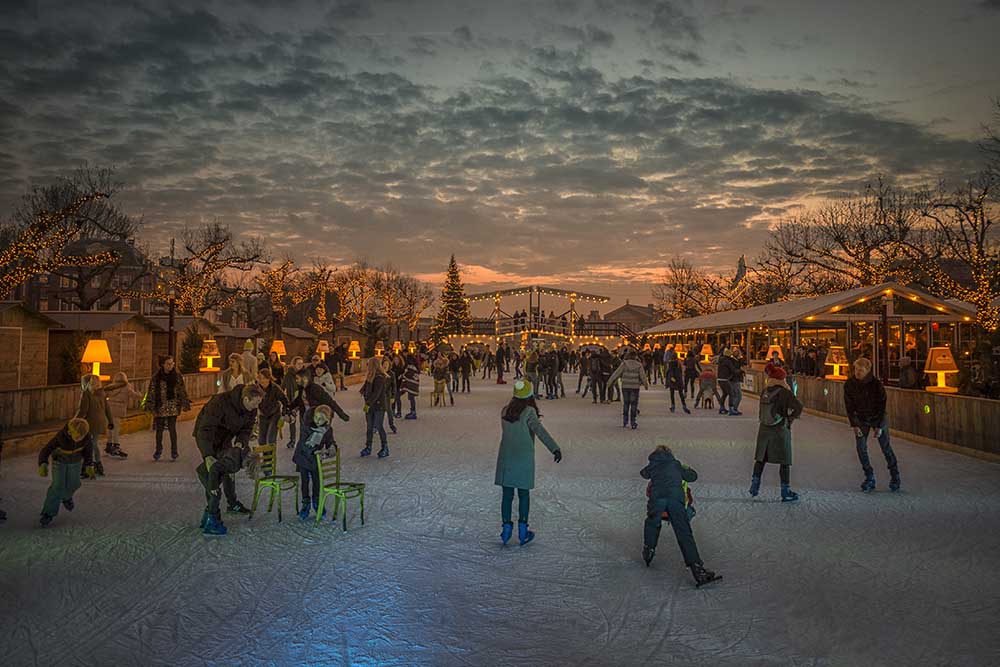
494, 407, 560, 490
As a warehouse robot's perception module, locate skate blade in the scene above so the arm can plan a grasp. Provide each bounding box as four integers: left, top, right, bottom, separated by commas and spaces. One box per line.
696, 575, 722, 588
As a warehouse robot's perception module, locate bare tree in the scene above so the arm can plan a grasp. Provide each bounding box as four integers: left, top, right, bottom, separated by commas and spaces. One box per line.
373, 265, 405, 341
334, 260, 378, 326
397, 276, 435, 341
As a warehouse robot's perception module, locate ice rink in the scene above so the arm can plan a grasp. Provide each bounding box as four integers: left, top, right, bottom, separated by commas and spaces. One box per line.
1, 374, 999, 666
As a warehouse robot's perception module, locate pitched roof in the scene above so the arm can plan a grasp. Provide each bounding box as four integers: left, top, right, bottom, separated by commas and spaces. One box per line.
640, 282, 976, 335
0, 302, 64, 327
214, 324, 258, 339
144, 315, 219, 334
47, 310, 162, 332
604, 302, 655, 319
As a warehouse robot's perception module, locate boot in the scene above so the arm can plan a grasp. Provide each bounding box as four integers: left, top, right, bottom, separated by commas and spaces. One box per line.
298, 502, 311, 521
199, 510, 209, 530
39, 513, 54, 527
691, 563, 722, 587
227, 501, 251, 515
500, 521, 513, 545
404, 412, 417, 420
360, 446, 372, 457
203, 515, 228, 536
518, 521, 534, 546
109, 443, 127, 458
780, 483, 799, 502
389, 424, 397, 434
889, 469, 901, 492
749, 475, 761, 497
95, 461, 105, 477
860, 471, 876, 492
377, 445, 389, 459
62, 498, 75, 512
642, 545, 655, 567
683, 406, 691, 414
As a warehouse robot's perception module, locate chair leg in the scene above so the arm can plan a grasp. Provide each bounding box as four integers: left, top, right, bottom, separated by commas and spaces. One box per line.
315, 493, 326, 528
249, 482, 263, 520
332, 494, 340, 521
360, 490, 365, 526
342, 499, 348, 532
267, 486, 276, 513
276, 488, 282, 523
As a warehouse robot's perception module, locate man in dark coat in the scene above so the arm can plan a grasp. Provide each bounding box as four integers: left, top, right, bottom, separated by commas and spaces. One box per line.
844, 357, 901, 492
194, 384, 264, 533
495, 343, 507, 384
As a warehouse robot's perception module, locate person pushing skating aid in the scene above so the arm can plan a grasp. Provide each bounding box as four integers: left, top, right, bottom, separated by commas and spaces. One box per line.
640, 445, 720, 587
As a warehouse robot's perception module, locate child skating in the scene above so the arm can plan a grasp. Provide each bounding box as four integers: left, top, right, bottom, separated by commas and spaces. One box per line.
494, 380, 563, 546
103, 372, 141, 459
640, 445, 720, 587
38, 418, 96, 527
750, 364, 803, 501
293, 405, 334, 520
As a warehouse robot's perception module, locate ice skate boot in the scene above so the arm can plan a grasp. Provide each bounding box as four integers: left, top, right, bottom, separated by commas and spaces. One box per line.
199, 510, 209, 530
389, 424, 397, 434
404, 412, 417, 420
62, 498, 75, 512
227, 501, 251, 515
780, 483, 799, 502
298, 503, 310, 521
642, 545, 655, 567
377, 446, 389, 459
683, 406, 691, 414
203, 516, 228, 536
39, 513, 54, 527
518, 521, 534, 546
500, 521, 513, 545
889, 469, 901, 492
360, 446, 372, 457
749, 475, 761, 497
691, 563, 722, 587
106, 443, 127, 459
631, 423, 637, 430
860, 472, 876, 492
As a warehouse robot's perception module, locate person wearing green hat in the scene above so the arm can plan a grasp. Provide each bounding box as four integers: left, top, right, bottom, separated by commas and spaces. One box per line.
494, 379, 563, 545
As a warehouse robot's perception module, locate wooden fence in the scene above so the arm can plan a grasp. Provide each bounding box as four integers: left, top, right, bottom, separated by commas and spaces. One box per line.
745, 371, 1000, 458
0, 372, 220, 430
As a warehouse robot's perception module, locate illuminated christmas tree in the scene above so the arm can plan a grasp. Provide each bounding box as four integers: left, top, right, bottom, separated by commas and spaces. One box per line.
431, 255, 473, 338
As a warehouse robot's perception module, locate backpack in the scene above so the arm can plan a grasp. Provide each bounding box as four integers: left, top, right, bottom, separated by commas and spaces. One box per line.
758, 387, 785, 427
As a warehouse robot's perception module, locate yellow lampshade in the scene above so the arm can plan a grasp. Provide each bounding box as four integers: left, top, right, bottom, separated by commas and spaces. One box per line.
270, 340, 287, 357
316, 340, 330, 354
675, 343, 687, 358
408, 341, 417, 354
700, 344, 713, 356
348, 340, 361, 359
199, 339, 221, 372
924, 346, 958, 393
824, 346, 849, 380
81, 339, 112, 380
374, 340, 385, 357
766, 344, 784, 361
392, 341, 402, 353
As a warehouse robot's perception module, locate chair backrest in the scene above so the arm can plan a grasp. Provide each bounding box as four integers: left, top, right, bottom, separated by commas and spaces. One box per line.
252, 444, 277, 480
315, 447, 341, 487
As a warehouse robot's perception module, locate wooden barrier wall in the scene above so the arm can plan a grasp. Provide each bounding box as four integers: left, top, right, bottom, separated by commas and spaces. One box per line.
0, 372, 219, 430
746, 371, 1000, 457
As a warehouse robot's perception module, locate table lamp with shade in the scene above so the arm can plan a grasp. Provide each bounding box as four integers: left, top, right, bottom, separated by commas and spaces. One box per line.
316, 340, 330, 361
408, 341, 417, 354
199, 339, 221, 372
392, 340, 402, 354
374, 340, 385, 357
269, 339, 287, 359
924, 346, 959, 393
766, 344, 784, 362
81, 339, 112, 381
675, 343, 687, 359
824, 346, 849, 380
348, 340, 361, 359
700, 343, 713, 364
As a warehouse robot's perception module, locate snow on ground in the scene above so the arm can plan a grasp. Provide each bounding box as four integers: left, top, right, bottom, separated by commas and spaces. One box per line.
1, 374, 999, 666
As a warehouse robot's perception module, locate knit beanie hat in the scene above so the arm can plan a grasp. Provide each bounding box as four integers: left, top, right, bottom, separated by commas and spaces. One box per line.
765, 362, 787, 381
513, 379, 533, 399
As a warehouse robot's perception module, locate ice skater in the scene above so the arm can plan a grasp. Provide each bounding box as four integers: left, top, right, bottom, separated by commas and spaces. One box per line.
294, 405, 334, 520
103, 371, 142, 459
750, 364, 803, 501
194, 384, 264, 534
640, 445, 720, 587
360, 358, 391, 458
666, 357, 691, 414
38, 418, 96, 527
844, 357, 901, 492
608, 349, 648, 429
495, 380, 563, 546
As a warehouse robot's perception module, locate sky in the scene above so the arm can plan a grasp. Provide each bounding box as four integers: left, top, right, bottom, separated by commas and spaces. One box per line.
1, 0, 999, 315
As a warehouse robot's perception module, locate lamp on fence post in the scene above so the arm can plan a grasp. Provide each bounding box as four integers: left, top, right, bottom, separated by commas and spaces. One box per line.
167, 288, 177, 357
700, 343, 714, 364
924, 347, 959, 393
824, 346, 849, 380
81, 339, 112, 381
199, 339, 221, 372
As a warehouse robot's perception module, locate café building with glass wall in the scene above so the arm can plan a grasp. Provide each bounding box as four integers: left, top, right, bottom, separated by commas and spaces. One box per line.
640, 282, 977, 383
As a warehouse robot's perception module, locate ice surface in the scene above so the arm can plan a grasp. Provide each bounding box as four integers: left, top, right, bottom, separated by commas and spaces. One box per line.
1, 375, 999, 666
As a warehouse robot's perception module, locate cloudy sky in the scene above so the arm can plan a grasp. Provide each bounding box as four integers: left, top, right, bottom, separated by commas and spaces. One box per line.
2, 0, 998, 313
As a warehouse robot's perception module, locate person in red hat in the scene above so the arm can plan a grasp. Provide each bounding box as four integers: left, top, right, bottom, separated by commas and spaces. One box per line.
750, 363, 804, 501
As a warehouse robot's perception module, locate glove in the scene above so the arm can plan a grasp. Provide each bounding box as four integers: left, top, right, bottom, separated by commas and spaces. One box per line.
553, 450, 562, 463
853, 427, 864, 439
84, 466, 96, 479
108, 422, 115, 430
39, 463, 48, 477
205, 456, 217, 472
342, 414, 350, 422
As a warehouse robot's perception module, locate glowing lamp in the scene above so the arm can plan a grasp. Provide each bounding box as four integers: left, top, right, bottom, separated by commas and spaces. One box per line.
392, 340, 402, 354
81, 339, 112, 380
824, 346, 849, 380
642, 343, 651, 351
374, 340, 385, 357
316, 340, 330, 361
408, 341, 417, 354
700, 344, 713, 364
348, 340, 361, 359
766, 345, 784, 362
674, 343, 687, 359
924, 346, 958, 393
199, 339, 221, 373
270, 339, 287, 358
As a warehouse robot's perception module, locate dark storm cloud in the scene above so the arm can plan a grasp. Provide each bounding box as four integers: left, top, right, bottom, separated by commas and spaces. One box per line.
979, 0, 1000, 10
0, 0, 989, 287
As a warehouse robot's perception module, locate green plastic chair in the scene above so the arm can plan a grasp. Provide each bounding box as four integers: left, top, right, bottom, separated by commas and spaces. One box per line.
249, 444, 299, 522
314, 448, 366, 530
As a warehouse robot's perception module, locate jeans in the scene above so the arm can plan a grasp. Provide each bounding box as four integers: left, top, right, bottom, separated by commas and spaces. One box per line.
365, 408, 387, 447
591, 375, 605, 402
729, 382, 743, 411
622, 388, 639, 425
528, 372, 540, 397
718, 380, 731, 410
154, 415, 178, 457
408, 394, 417, 414
855, 416, 899, 476
42, 460, 82, 517
196, 464, 238, 520
501, 486, 530, 523
258, 413, 280, 445
300, 468, 321, 505
394, 390, 403, 417
451, 372, 459, 393
497, 365, 504, 382
461, 374, 471, 392
669, 388, 688, 409
285, 409, 298, 445
609, 379, 620, 401
685, 375, 697, 398
644, 496, 701, 566
753, 460, 790, 484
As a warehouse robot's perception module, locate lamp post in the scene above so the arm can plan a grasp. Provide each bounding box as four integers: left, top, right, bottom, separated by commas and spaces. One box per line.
167, 287, 177, 357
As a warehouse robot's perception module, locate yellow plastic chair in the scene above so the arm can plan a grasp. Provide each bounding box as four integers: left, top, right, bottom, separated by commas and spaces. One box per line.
314, 448, 366, 530
249, 444, 299, 523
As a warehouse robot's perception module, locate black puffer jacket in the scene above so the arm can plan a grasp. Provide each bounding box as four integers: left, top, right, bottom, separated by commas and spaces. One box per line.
258, 382, 289, 418
844, 372, 887, 427
38, 426, 95, 466
717, 354, 738, 381
194, 386, 257, 457
361, 375, 389, 411
640, 448, 697, 504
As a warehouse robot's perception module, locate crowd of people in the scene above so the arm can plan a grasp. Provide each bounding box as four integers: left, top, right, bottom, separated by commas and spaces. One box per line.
11, 333, 905, 589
